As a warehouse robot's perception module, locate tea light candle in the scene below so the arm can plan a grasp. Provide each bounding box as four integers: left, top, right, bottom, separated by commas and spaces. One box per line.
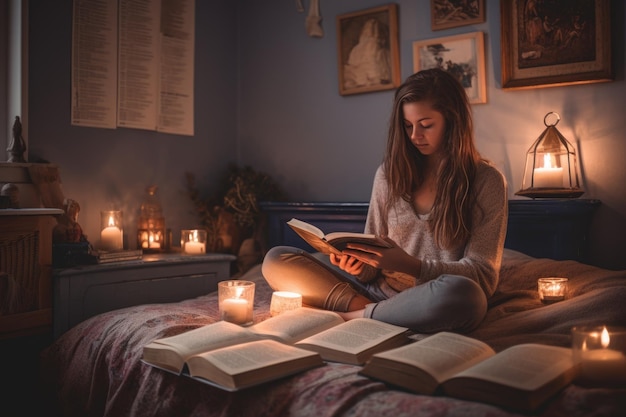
573, 326, 626, 387
270, 291, 303, 316
218, 280, 255, 326
537, 277, 568, 303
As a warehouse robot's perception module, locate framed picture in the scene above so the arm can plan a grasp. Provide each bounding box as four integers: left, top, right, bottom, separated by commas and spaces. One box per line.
431, 0, 485, 31
336, 4, 401, 96
412, 31, 487, 104
501, 0, 612, 90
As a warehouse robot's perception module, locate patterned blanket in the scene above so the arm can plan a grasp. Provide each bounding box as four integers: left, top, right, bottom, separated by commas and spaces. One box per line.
41, 250, 626, 417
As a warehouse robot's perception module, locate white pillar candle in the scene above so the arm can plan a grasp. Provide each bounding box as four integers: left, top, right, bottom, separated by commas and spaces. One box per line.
184, 241, 205, 254
533, 153, 563, 188
100, 213, 123, 250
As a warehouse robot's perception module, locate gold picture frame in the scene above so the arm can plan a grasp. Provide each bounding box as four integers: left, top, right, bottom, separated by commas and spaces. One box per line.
412, 31, 487, 104
431, 0, 485, 31
336, 4, 401, 96
501, 0, 612, 90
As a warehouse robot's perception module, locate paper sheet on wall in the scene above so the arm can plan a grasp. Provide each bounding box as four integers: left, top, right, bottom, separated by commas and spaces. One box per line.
71, 0, 118, 129
71, 0, 195, 136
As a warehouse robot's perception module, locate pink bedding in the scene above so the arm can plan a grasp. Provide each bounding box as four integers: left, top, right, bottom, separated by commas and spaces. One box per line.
40, 250, 626, 417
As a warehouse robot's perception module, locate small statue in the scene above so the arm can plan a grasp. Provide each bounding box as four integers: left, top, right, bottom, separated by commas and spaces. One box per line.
7, 116, 27, 163
53, 198, 88, 243
0, 183, 20, 208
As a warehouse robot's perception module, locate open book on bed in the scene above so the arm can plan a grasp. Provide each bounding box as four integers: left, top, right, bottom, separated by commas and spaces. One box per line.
142, 307, 409, 391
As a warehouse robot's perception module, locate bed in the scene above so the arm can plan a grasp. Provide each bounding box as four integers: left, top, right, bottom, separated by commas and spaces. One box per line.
40, 201, 626, 417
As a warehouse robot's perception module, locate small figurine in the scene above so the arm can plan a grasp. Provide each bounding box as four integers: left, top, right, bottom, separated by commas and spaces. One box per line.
0, 183, 20, 208
53, 198, 88, 243
7, 116, 27, 163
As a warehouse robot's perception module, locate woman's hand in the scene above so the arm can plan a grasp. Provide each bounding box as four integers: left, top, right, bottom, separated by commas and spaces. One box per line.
329, 252, 366, 275
343, 236, 422, 277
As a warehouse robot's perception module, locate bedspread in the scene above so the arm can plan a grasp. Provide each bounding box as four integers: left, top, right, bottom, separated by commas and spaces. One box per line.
40, 250, 626, 417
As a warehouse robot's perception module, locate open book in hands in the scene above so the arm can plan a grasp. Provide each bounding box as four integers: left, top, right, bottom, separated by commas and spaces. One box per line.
359, 332, 578, 412
287, 218, 392, 256
142, 307, 409, 390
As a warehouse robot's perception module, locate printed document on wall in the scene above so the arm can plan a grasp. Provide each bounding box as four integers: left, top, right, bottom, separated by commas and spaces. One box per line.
157, 0, 195, 136
71, 0, 118, 129
116, 0, 160, 131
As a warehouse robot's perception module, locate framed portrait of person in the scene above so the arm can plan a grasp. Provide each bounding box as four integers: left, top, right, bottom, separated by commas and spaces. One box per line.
501, 0, 612, 90
413, 31, 487, 104
336, 4, 401, 96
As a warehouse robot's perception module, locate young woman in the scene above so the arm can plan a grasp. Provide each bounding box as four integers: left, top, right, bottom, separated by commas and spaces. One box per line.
262, 68, 508, 333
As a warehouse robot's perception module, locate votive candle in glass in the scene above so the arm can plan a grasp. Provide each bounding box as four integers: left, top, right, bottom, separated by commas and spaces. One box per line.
218, 280, 255, 326
537, 277, 568, 303
270, 291, 303, 316
100, 210, 123, 251
572, 325, 626, 387
181, 229, 206, 254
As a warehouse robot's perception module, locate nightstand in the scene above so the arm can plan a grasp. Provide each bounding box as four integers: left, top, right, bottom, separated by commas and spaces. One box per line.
53, 252, 236, 339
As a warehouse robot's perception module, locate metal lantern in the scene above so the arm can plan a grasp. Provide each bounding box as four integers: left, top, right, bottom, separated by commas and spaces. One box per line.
516, 112, 584, 198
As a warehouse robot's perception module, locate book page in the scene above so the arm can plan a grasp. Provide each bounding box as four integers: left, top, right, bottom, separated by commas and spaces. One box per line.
144, 320, 258, 362
447, 344, 574, 390
249, 307, 345, 344
187, 339, 322, 389
287, 218, 337, 255
368, 332, 495, 383
295, 318, 407, 355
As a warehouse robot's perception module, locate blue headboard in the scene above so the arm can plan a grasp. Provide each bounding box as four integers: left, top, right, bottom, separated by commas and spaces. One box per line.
260, 200, 600, 263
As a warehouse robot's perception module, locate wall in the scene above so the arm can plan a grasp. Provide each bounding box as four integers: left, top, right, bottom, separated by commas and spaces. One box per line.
236, 0, 626, 270
22, 1, 626, 269
26, 0, 239, 249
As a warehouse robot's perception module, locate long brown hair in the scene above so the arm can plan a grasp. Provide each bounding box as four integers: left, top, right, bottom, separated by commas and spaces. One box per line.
383, 68, 481, 248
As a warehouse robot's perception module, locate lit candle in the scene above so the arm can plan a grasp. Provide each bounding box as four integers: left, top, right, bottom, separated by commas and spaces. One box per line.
221, 298, 250, 324
579, 327, 626, 386
270, 291, 303, 316
533, 153, 563, 188
184, 230, 205, 254
537, 277, 568, 303
100, 215, 123, 250
149, 233, 161, 249
219, 281, 255, 325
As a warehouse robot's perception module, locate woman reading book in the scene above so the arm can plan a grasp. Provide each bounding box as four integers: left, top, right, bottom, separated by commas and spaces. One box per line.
262, 68, 508, 333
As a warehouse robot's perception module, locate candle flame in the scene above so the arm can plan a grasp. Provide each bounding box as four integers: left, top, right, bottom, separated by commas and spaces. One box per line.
235, 286, 244, 298
193, 230, 198, 242
108, 215, 115, 227
543, 153, 553, 169
601, 326, 610, 348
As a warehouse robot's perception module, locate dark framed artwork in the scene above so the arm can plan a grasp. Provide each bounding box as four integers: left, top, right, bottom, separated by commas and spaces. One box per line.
501, 0, 612, 90
336, 4, 401, 96
431, 0, 485, 30
413, 31, 487, 104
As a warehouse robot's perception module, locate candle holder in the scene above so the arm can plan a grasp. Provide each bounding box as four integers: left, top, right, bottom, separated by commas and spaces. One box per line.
181, 229, 207, 254
572, 325, 626, 387
137, 185, 166, 252
270, 291, 302, 317
218, 280, 255, 326
100, 210, 123, 251
516, 112, 584, 199
537, 277, 568, 303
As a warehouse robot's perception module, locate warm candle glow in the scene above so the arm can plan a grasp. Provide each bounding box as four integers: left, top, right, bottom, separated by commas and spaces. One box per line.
573, 326, 626, 387
270, 291, 303, 316
537, 277, 568, 303
218, 280, 255, 326
533, 153, 563, 188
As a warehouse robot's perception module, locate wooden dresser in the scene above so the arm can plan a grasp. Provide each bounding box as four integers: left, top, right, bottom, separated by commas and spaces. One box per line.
0, 208, 63, 339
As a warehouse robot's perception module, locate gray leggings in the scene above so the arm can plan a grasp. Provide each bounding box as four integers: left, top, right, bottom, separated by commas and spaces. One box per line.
261, 246, 487, 333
